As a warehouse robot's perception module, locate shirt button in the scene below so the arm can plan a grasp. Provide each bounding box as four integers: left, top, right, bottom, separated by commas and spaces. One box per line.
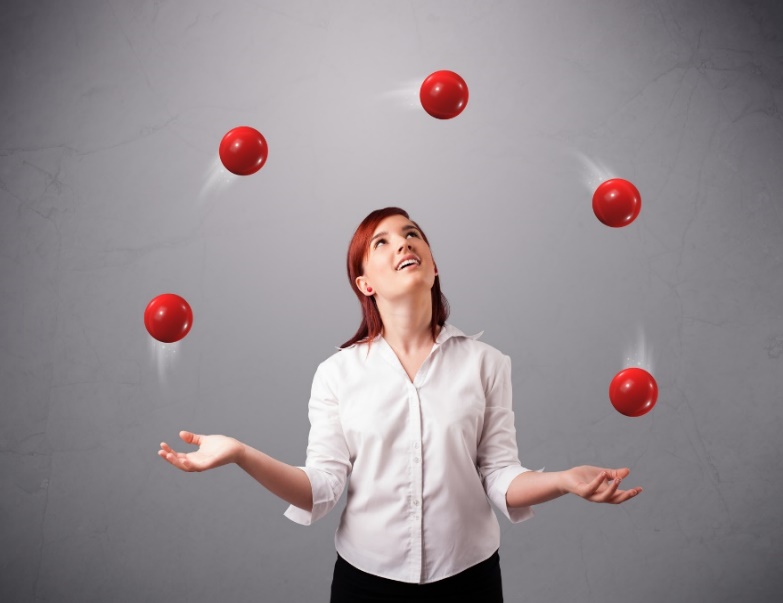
413, 499, 420, 506
413, 457, 420, 463
413, 442, 419, 449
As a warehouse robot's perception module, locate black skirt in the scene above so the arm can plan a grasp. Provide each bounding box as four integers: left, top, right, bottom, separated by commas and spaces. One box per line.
329, 550, 504, 602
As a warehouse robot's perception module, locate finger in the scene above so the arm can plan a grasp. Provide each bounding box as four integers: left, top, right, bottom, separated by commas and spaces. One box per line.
611, 486, 642, 504
580, 471, 607, 497
160, 442, 175, 454
597, 477, 622, 502
180, 430, 201, 446
158, 449, 181, 468
607, 467, 631, 481
627, 486, 643, 498
160, 450, 194, 472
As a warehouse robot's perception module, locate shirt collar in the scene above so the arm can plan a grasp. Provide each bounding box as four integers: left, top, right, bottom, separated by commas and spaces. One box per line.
435, 323, 483, 345
337, 323, 482, 351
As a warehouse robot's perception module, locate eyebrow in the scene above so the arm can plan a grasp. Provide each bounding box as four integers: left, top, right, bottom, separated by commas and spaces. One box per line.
370, 224, 419, 244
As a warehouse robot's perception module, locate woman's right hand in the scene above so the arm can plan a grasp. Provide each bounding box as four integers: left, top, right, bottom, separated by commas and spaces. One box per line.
158, 430, 243, 472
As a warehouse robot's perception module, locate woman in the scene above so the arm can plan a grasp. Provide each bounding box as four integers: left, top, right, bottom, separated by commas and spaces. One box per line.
158, 207, 642, 602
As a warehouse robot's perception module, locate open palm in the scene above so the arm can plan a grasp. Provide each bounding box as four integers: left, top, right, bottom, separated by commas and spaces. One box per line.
564, 465, 642, 504
158, 431, 241, 472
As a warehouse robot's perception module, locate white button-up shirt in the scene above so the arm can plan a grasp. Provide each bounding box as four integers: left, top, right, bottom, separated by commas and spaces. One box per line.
284, 324, 533, 583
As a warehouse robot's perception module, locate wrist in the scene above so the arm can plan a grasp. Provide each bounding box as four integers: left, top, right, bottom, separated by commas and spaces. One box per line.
232, 439, 247, 467
557, 469, 574, 496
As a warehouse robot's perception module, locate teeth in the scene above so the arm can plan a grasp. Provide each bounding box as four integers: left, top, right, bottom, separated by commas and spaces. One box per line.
397, 259, 419, 270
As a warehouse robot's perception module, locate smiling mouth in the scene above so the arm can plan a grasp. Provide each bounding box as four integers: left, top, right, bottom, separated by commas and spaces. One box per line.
396, 259, 420, 271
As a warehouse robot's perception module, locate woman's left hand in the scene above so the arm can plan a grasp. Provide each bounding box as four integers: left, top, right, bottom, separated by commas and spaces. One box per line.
562, 466, 642, 504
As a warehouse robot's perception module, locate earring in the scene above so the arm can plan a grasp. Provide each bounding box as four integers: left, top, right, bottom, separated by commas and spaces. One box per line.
367, 286, 373, 293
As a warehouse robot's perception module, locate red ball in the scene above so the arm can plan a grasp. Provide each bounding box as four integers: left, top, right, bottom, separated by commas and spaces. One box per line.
219, 126, 268, 175
144, 293, 193, 343
419, 70, 469, 119
609, 367, 658, 417
592, 178, 641, 227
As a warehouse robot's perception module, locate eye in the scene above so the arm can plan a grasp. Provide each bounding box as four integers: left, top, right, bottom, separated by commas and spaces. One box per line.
373, 238, 387, 249
406, 231, 419, 239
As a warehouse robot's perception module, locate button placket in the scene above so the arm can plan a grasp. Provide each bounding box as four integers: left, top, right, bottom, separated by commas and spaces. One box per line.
407, 382, 424, 581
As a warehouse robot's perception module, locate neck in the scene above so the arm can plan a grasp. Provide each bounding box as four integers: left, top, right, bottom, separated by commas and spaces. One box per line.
376, 291, 437, 355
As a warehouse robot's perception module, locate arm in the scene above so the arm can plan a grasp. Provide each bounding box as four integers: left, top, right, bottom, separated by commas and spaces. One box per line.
477, 353, 535, 522
236, 442, 313, 512
158, 431, 313, 511
476, 354, 642, 511
506, 465, 642, 508
159, 365, 350, 524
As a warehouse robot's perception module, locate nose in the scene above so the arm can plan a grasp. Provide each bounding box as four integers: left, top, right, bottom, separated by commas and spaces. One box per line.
395, 232, 415, 250
397, 238, 412, 252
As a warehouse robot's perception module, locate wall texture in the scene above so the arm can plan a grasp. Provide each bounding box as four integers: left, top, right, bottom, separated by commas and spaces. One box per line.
1, 0, 782, 601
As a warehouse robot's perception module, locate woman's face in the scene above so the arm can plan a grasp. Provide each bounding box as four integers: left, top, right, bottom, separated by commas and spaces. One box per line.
356, 214, 438, 302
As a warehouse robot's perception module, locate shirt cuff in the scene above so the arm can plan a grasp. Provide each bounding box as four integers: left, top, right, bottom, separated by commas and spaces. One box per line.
486, 465, 537, 524
283, 466, 338, 526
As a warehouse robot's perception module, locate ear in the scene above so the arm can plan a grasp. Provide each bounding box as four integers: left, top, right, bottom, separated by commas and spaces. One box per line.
356, 276, 374, 297
433, 262, 439, 276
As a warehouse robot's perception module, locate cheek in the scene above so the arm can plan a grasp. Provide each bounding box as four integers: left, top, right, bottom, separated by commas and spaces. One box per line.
363, 254, 384, 279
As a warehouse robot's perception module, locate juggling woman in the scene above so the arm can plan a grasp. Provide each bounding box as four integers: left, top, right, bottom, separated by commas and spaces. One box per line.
159, 207, 641, 602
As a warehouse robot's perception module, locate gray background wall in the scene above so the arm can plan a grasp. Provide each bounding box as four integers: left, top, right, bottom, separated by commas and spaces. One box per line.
2, 0, 782, 601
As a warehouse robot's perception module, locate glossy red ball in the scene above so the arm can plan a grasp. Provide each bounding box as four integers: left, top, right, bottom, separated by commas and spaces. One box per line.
609, 367, 658, 417
592, 178, 641, 227
419, 70, 469, 119
144, 293, 193, 343
219, 126, 268, 175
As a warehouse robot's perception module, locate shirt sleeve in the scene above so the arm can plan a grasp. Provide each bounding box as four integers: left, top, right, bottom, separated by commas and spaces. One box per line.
284, 362, 351, 526
477, 353, 535, 524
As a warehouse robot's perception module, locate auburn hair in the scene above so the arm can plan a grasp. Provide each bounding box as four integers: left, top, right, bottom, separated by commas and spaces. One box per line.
340, 207, 450, 348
